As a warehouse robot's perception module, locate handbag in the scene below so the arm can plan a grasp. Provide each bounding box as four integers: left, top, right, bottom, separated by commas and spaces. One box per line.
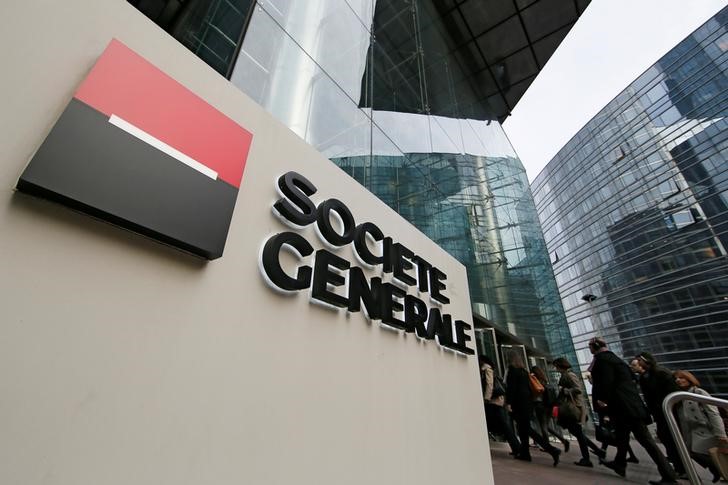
557, 398, 580, 425
528, 373, 545, 398
595, 422, 617, 445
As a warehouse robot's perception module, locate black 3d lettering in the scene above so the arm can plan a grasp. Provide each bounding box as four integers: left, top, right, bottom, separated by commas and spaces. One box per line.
392, 243, 416, 286
453, 320, 475, 355
381, 283, 408, 331
273, 171, 317, 226
261, 172, 474, 355
317, 198, 356, 247
262, 232, 313, 291
311, 249, 350, 308
429, 266, 450, 304
353, 222, 384, 266
411, 255, 432, 292
348, 267, 382, 319
404, 294, 428, 336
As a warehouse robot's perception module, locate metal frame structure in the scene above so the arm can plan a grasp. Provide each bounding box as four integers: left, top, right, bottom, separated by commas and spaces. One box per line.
663, 391, 728, 484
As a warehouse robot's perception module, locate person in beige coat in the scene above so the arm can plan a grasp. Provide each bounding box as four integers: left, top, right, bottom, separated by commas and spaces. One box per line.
479, 355, 519, 454
674, 370, 728, 483
553, 357, 593, 467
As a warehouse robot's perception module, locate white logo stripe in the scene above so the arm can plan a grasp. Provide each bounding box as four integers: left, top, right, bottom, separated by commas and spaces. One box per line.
109, 114, 218, 180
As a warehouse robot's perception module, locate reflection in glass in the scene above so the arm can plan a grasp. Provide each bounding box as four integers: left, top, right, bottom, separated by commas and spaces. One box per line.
129, 0, 254, 76
532, 7, 728, 397
231, 4, 372, 156
228, 0, 577, 362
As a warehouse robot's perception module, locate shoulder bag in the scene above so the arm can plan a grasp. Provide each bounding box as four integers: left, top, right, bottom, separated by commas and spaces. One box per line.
528, 373, 545, 398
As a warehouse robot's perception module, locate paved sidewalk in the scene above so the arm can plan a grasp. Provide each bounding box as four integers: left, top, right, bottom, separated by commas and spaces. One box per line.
490, 439, 715, 484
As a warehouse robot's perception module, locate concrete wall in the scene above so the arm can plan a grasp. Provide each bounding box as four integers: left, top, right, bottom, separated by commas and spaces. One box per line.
0, 1, 492, 484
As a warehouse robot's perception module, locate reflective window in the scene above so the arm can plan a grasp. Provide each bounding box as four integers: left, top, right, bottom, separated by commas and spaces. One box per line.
130, 0, 583, 362
129, 0, 254, 76
532, 6, 728, 397
227, 0, 578, 361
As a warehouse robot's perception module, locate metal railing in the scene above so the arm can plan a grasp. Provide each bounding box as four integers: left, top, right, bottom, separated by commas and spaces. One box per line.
663, 391, 728, 485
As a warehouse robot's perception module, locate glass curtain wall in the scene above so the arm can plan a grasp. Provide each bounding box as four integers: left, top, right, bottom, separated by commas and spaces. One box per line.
230, 0, 575, 362
129, 0, 577, 363
129, 0, 254, 76
532, 8, 728, 396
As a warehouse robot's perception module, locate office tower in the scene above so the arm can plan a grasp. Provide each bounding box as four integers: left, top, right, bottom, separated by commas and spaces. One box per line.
532, 7, 728, 396
132, 0, 589, 366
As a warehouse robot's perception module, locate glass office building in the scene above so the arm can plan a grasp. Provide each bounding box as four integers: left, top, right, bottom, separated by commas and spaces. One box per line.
532, 7, 728, 396
131, 0, 588, 367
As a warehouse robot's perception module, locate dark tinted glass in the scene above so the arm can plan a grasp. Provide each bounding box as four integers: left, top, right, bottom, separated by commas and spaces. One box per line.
129, 0, 254, 76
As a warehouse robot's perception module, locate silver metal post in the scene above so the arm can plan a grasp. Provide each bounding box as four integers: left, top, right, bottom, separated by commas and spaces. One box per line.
662, 390, 728, 485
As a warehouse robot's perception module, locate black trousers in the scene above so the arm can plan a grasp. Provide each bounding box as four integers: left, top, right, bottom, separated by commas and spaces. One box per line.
534, 402, 567, 445
513, 410, 558, 458
613, 416, 676, 481
485, 403, 520, 453
597, 416, 636, 459
655, 415, 686, 473
561, 420, 590, 461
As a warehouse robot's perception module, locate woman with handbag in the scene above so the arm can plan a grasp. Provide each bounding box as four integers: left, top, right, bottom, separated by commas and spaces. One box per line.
674, 370, 727, 483
531, 366, 570, 452
552, 357, 594, 467
505, 351, 561, 466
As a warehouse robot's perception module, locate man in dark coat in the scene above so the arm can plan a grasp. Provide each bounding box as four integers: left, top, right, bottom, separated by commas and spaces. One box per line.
636, 352, 686, 475
588, 337, 677, 484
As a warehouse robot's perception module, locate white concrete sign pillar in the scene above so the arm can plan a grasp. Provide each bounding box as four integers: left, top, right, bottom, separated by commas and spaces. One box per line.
0, 1, 493, 484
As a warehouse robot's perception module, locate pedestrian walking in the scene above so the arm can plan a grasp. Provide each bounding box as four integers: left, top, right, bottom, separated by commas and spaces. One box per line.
552, 357, 593, 467
674, 370, 728, 483
585, 371, 632, 463
588, 337, 678, 484
531, 366, 569, 453
635, 352, 687, 476
480, 355, 520, 454
505, 351, 561, 466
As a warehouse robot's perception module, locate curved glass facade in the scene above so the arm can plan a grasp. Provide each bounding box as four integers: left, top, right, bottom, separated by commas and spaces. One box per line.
532, 8, 728, 396
228, 0, 577, 362
130, 0, 587, 363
